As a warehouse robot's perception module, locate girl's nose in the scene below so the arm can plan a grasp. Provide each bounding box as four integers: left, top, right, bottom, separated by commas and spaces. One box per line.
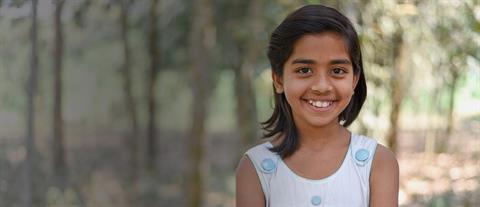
310, 76, 333, 93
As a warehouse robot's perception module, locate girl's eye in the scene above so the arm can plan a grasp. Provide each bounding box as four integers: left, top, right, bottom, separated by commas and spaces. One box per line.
297, 67, 312, 74
332, 68, 346, 75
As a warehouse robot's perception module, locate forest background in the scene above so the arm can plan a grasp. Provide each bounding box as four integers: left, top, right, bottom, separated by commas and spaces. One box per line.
0, 0, 479, 206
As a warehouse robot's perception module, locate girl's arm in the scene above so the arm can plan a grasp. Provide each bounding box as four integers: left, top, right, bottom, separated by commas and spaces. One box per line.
370, 144, 400, 207
236, 156, 265, 207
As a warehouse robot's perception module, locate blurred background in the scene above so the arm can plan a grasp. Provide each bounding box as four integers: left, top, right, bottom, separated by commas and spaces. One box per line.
0, 0, 479, 206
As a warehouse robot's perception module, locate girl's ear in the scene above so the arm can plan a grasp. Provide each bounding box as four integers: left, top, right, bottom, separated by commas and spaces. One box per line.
272, 70, 284, 94
352, 73, 359, 92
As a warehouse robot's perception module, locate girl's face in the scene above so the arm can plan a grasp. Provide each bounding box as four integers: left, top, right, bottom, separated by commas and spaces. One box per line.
273, 32, 358, 131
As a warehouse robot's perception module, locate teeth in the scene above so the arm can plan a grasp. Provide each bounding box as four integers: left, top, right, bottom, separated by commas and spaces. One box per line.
308, 100, 332, 108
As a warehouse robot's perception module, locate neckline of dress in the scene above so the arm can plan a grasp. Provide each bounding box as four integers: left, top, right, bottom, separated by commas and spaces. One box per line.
267, 133, 355, 184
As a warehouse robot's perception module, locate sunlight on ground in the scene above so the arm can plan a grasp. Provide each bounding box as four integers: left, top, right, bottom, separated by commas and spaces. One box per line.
398, 152, 480, 206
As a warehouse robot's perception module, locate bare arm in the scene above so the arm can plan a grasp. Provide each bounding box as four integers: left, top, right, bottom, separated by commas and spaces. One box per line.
236, 155, 265, 207
370, 144, 399, 207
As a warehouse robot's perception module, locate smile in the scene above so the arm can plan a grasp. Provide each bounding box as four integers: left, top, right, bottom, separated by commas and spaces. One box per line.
307, 100, 333, 108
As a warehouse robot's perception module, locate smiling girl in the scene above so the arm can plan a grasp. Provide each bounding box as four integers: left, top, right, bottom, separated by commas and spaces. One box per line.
236, 5, 399, 207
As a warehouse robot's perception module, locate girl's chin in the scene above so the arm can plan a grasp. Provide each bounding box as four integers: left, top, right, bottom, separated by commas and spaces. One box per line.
305, 118, 340, 128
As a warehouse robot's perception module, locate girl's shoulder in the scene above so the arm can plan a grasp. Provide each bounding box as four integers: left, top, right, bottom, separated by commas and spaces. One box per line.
371, 143, 398, 175
236, 141, 276, 207
369, 142, 399, 205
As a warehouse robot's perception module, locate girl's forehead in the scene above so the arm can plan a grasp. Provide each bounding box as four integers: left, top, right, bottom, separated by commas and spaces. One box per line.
289, 32, 350, 62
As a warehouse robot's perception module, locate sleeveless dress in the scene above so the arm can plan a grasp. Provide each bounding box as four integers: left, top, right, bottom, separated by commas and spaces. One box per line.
245, 134, 377, 207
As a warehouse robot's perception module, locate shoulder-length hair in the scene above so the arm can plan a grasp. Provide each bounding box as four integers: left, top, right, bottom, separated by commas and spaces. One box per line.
262, 5, 367, 158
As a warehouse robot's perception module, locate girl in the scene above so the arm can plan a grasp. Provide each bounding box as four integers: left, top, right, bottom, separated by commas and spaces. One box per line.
236, 5, 399, 207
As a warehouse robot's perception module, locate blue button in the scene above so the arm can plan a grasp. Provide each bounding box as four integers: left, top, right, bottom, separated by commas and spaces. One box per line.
355, 149, 370, 162
311, 195, 321, 205
261, 158, 276, 173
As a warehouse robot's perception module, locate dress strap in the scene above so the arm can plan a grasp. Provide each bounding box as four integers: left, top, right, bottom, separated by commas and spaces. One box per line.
245, 142, 279, 206
350, 134, 378, 181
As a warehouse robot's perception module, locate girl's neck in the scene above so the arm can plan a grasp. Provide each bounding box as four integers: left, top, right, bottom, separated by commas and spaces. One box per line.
297, 121, 349, 151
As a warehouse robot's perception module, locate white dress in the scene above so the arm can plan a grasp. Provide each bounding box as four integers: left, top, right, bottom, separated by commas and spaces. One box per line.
245, 134, 377, 207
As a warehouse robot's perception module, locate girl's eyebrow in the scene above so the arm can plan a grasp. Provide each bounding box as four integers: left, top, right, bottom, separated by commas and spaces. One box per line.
330, 58, 351, 65
291, 58, 351, 65
291, 58, 316, 65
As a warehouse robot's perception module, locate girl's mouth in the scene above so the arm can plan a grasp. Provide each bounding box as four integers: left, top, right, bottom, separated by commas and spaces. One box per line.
305, 99, 335, 110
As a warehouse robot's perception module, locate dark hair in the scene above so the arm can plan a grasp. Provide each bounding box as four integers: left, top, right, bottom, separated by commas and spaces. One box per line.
262, 5, 367, 158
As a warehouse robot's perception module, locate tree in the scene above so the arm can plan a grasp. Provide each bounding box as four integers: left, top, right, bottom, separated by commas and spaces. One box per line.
187, 0, 215, 205
358, 0, 415, 154
145, 0, 160, 171
430, 0, 479, 153
118, 0, 138, 181
24, 0, 38, 206
52, 0, 67, 188
115, 1, 139, 205
217, 0, 263, 155
233, 0, 262, 151
385, 28, 407, 154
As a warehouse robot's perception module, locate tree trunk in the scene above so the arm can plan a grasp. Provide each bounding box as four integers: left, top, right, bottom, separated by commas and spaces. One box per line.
118, 1, 138, 205
119, 0, 138, 182
188, 0, 215, 206
446, 69, 459, 136
437, 67, 459, 153
24, 0, 38, 206
234, 0, 261, 151
52, 0, 67, 189
146, 0, 159, 171
386, 30, 406, 154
